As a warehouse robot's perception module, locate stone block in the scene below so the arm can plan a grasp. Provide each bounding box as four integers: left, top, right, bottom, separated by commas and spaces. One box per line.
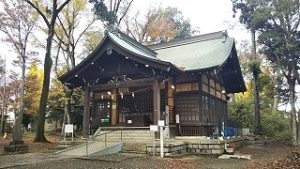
209, 144, 215, 149
192, 144, 198, 148
205, 149, 212, 154
200, 149, 206, 154
212, 149, 224, 155
203, 144, 209, 149
214, 144, 224, 149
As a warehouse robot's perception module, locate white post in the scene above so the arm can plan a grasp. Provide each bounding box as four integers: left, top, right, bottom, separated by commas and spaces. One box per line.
86, 136, 88, 155
160, 126, 164, 158
153, 132, 156, 156
158, 120, 165, 158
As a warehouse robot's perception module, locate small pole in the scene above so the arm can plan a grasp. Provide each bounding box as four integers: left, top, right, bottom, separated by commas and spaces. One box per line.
160, 126, 164, 158
85, 134, 88, 155
153, 131, 155, 156
121, 129, 123, 142
105, 133, 107, 148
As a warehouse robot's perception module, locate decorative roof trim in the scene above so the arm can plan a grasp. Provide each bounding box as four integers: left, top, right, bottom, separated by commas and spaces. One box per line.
149, 30, 228, 50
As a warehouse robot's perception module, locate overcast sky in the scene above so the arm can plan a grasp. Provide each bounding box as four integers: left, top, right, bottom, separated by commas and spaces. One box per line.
0, 0, 251, 71
131, 0, 250, 43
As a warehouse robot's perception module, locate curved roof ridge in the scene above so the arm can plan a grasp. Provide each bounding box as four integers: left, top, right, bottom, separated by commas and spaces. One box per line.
149, 30, 228, 50
110, 30, 158, 56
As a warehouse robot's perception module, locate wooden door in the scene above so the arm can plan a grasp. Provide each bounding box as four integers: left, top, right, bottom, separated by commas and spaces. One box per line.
92, 100, 111, 128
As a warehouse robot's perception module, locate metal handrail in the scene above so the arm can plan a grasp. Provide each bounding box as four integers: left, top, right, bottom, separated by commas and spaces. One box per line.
93, 128, 124, 148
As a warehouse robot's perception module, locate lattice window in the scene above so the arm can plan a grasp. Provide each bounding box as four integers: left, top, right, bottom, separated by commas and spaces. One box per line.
176, 83, 199, 92
175, 93, 200, 122
201, 95, 209, 123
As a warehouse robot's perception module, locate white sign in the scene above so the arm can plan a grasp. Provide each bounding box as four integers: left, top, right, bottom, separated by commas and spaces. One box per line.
127, 120, 132, 124
65, 124, 73, 133
150, 125, 158, 132
158, 120, 165, 127
176, 114, 180, 123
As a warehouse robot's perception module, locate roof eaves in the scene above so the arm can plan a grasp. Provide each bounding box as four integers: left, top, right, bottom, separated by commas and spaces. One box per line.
58, 33, 109, 82
108, 33, 169, 66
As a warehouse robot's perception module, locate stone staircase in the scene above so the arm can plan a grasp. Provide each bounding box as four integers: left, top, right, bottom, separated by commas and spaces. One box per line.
94, 128, 154, 152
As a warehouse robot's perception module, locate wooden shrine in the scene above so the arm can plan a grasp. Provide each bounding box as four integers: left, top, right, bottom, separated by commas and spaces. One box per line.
59, 30, 246, 137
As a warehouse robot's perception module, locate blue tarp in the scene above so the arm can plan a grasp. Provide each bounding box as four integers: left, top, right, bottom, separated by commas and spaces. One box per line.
223, 127, 239, 137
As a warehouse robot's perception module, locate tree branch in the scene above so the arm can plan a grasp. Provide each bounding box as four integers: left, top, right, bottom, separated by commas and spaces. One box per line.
74, 18, 96, 47
117, 0, 133, 26
57, 0, 71, 14
24, 0, 50, 27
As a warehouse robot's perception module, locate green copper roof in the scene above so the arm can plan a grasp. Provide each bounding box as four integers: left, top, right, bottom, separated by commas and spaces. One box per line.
108, 32, 160, 61
150, 31, 233, 71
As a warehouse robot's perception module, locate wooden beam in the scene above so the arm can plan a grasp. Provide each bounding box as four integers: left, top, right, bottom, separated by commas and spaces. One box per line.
152, 79, 161, 125
111, 89, 117, 125
90, 77, 163, 91
82, 89, 90, 138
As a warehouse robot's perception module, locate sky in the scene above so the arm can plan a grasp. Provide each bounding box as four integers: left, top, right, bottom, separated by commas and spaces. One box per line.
0, 0, 251, 70
0, 0, 297, 114
130, 0, 250, 43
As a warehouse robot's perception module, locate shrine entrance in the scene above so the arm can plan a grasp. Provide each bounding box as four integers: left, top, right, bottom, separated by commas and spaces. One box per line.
91, 100, 111, 129
118, 87, 153, 126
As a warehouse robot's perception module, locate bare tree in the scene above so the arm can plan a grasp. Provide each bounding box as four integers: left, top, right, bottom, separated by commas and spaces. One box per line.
54, 0, 96, 131
25, 0, 71, 142
0, 0, 36, 142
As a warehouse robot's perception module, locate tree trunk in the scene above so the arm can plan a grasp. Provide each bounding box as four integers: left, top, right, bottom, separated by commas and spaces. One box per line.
251, 30, 261, 135
273, 69, 281, 112
12, 56, 26, 142
62, 48, 75, 133
34, 26, 55, 142
0, 68, 6, 135
253, 71, 261, 135
289, 78, 298, 146
61, 87, 71, 136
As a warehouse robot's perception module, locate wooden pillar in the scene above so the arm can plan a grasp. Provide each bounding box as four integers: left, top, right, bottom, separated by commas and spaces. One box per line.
167, 79, 175, 124
111, 89, 117, 125
153, 79, 161, 124
82, 88, 90, 138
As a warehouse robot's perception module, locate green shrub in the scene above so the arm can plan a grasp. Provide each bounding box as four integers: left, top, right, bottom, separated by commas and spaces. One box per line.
261, 110, 292, 140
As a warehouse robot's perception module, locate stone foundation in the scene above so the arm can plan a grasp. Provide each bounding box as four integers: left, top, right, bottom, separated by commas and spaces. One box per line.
146, 137, 247, 155
4, 141, 29, 155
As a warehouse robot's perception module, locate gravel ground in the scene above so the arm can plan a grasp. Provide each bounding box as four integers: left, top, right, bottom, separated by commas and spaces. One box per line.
1, 137, 300, 169
3, 153, 252, 169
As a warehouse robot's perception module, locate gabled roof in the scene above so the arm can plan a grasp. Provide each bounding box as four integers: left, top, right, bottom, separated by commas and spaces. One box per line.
149, 31, 232, 71
59, 30, 245, 93
58, 30, 180, 86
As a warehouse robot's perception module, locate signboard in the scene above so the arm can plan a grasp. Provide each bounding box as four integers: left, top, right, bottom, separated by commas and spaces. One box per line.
150, 125, 158, 132
158, 120, 165, 127
65, 124, 73, 133
176, 114, 180, 124
127, 120, 132, 124
165, 106, 169, 125
101, 118, 109, 123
